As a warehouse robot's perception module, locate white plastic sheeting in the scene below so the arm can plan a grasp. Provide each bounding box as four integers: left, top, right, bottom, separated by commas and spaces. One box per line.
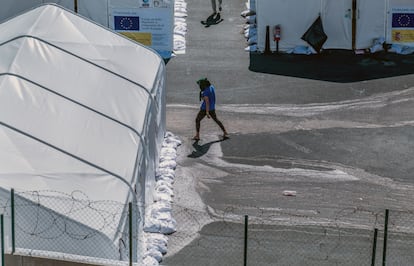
255, 0, 413, 52
0, 3, 165, 262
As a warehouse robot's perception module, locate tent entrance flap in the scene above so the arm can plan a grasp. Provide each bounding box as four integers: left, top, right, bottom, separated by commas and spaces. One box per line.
321, 0, 353, 50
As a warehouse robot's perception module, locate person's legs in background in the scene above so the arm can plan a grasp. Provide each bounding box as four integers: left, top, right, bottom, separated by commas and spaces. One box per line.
210, 0, 217, 13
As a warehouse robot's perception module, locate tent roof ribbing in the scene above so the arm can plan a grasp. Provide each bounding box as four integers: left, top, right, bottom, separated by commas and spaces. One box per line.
0, 3, 164, 219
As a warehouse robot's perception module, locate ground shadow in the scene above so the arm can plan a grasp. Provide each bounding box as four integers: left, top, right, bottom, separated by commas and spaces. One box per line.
201, 13, 224, 28
188, 139, 224, 158
249, 49, 414, 83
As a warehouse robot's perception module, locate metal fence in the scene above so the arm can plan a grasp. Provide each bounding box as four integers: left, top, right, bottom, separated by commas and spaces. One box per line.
163, 205, 414, 266
384, 210, 414, 266
0, 188, 139, 266
1, 214, 4, 266
1, 189, 414, 266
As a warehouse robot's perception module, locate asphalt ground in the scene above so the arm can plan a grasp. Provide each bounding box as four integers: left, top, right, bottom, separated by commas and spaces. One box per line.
163, 0, 414, 265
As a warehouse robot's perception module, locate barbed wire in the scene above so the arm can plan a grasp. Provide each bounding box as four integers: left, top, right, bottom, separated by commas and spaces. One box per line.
1, 189, 131, 242
2, 189, 414, 265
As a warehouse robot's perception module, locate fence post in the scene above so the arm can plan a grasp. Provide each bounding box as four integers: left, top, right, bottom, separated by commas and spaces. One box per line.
129, 202, 133, 266
244, 215, 248, 266
382, 209, 389, 266
1, 214, 4, 266
371, 228, 378, 266
10, 189, 15, 255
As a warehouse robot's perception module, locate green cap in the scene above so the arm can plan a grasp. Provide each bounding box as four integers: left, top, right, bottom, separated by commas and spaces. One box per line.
196, 77, 207, 84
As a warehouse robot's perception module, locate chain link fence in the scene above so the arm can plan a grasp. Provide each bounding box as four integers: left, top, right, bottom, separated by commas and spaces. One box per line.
383, 210, 414, 266
1, 189, 414, 265
163, 205, 245, 266
0, 188, 140, 265
163, 204, 414, 266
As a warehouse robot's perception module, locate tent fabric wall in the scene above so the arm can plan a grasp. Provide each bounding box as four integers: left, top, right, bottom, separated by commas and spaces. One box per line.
355, 0, 387, 49
0, 0, 74, 22
256, 0, 413, 52
256, 0, 321, 52
0, 1, 174, 59
0, 4, 165, 261
321, 0, 353, 49
78, 0, 109, 26
0, 0, 42, 22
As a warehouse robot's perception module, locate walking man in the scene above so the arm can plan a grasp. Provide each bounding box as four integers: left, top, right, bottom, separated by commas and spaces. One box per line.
211, 0, 222, 14
193, 78, 228, 141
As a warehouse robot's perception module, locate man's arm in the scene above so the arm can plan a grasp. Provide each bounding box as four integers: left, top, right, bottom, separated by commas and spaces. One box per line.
203, 96, 211, 118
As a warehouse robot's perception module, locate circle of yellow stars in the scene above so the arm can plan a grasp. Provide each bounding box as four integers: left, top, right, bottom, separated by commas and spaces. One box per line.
398, 14, 411, 27
120, 17, 133, 30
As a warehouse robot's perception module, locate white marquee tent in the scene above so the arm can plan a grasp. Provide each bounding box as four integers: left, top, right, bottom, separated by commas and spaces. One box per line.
0, 3, 165, 262
255, 0, 414, 52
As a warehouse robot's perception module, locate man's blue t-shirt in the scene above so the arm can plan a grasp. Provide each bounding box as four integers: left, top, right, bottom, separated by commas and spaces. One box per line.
200, 85, 216, 111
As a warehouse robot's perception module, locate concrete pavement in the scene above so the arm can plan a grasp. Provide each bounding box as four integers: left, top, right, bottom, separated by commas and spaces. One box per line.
164, 0, 414, 265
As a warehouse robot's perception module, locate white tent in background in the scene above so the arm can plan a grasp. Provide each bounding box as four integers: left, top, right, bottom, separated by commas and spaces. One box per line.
255, 0, 414, 53
0, 0, 175, 59
0, 0, 74, 21
0, 3, 165, 263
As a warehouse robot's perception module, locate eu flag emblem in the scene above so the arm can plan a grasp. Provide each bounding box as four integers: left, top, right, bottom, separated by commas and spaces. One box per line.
114, 16, 140, 31
392, 13, 414, 28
